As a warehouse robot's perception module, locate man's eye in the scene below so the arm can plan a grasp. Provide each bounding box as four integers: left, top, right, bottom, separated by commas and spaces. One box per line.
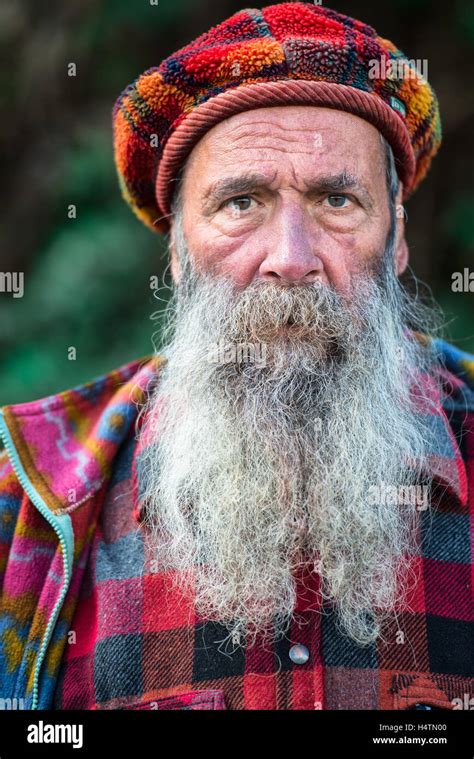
325, 194, 350, 208
224, 196, 254, 214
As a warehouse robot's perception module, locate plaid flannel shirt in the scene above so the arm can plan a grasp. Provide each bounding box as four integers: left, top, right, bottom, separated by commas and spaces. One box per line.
0, 338, 473, 710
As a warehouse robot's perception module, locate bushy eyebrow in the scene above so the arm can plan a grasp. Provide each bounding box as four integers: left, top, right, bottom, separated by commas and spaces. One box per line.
202, 172, 276, 210
201, 170, 374, 211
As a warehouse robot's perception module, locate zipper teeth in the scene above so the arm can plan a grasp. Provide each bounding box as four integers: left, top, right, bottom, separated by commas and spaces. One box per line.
0, 413, 72, 710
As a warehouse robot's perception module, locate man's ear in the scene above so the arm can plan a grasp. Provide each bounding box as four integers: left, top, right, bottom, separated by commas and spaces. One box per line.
394, 182, 409, 276
169, 220, 181, 284
396, 236, 409, 276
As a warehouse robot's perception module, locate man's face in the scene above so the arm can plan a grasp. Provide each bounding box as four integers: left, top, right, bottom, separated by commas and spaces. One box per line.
139, 106, 430, 649
170, 105, 406, 293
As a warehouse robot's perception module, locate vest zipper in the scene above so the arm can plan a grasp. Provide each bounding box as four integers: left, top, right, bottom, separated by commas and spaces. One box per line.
0, 410, 74, 710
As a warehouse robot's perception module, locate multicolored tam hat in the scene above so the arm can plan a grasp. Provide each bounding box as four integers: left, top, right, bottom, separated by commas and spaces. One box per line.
113, 2, 442, 234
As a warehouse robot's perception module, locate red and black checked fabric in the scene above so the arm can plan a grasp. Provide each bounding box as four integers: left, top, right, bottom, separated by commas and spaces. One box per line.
53, 375, 474, 711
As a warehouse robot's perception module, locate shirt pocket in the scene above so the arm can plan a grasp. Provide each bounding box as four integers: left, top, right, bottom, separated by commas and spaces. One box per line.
114, 689, 227, 710
392, 673, 474, 711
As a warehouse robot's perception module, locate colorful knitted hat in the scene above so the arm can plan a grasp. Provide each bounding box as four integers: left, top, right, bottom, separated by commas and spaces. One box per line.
113, 2, 442, 234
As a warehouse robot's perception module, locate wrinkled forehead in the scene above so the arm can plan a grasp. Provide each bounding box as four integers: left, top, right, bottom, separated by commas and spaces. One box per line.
167, 106, 389, 209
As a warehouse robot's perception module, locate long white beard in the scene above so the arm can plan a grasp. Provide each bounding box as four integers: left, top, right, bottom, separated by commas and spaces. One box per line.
137, 248, 440, 647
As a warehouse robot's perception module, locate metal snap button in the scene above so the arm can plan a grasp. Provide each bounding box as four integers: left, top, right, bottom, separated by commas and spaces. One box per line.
289, 643, 309, 664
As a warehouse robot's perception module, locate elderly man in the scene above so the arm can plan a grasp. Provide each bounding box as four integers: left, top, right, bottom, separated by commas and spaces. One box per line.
0, 3, 473, 712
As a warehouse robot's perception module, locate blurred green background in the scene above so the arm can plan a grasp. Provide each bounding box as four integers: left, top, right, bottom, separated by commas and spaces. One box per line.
0, 0, 473, 405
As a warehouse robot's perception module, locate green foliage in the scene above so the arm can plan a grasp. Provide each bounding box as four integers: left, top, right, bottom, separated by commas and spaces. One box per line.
0, 127, 171, 404
442, 196, 474, 250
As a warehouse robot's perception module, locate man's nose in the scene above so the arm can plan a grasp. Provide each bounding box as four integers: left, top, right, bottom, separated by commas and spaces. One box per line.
258, 210, 324, 285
